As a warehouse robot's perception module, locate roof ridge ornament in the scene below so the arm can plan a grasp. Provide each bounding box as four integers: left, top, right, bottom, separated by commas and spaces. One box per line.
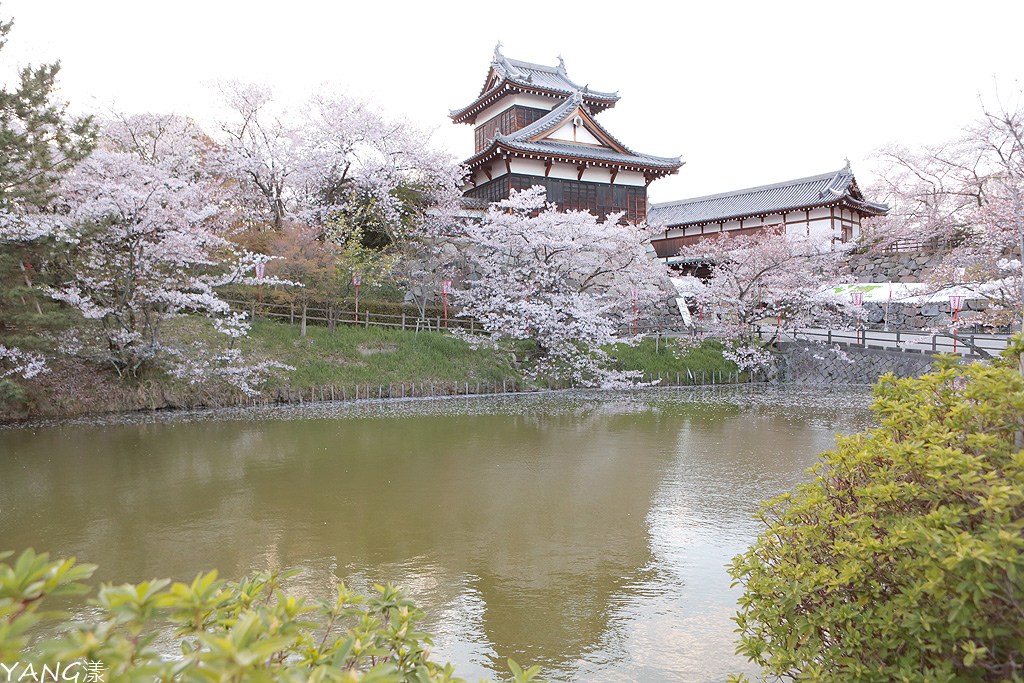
493, 42, 503, 64
556, 54, 567, 75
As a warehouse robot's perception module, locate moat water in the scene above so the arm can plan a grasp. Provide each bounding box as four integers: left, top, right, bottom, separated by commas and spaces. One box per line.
0, 386, 875, 682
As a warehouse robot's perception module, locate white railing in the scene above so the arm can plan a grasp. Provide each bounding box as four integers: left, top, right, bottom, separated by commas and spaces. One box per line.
757, 326, 1011, 358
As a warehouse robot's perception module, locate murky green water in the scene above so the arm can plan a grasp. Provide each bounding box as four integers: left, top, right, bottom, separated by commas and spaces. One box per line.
0, 386, 875, 682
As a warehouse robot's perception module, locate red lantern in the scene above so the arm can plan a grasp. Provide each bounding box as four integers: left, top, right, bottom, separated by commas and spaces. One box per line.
851, 292, 864, 343
353, 274, 362, 315
255, 262, 266, 303
441, 280, 452, 327
950, 295, 966, 352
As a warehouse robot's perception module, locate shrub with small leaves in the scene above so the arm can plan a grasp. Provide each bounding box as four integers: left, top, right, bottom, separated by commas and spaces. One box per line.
1, 550, 543, 683
729, 358, 1024, 682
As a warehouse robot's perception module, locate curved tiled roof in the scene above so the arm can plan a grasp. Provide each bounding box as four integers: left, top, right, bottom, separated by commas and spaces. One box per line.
647, 167, 888, 228
488, 55, 618, 101
464, 95, 682, 175
450, 47, 619, 123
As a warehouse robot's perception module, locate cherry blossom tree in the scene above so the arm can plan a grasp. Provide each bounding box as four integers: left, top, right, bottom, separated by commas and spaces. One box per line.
676, 227, 850, 331
299, 90, 462, 244
214, 82, 461, 242
43, 115, 291, 385
214, 82, 298, 232
867, 138, 985, 250
673, 227, 853, 373
0, 344, 46, 379
451, 187, 668, 387
866, 96, 1024, 332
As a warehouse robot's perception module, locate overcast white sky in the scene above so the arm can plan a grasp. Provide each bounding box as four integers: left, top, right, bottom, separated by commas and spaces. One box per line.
4, 0, 1023, 204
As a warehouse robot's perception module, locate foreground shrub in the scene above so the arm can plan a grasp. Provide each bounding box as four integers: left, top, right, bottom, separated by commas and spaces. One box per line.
0, 550, 541, 682
729, 360, 1024, 682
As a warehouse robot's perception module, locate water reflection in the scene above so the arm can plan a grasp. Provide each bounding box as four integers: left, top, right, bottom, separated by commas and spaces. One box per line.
0, 386, 875, 682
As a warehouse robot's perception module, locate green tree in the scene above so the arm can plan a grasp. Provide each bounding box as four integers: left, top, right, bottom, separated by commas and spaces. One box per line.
0, 548, 543, 683
729, 358, 1024, 682
0, 10, 96, 377
0, 24, 95, 212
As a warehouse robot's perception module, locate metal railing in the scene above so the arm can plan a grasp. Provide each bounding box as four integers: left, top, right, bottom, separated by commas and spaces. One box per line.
623, 321, 1011, 359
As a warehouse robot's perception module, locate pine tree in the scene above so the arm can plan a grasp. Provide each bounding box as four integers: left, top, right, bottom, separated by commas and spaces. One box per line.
0, 11, 96, 381
0, 18, 95, 212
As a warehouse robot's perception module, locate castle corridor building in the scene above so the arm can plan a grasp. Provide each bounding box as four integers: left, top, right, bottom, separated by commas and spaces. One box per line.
647, 164, 889, 264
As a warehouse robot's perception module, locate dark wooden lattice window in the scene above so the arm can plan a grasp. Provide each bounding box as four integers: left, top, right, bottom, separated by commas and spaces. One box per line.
466, 173, 647, 223
464, 176, 511, 204
474, 107, 548, 153
627, 187, 646, 223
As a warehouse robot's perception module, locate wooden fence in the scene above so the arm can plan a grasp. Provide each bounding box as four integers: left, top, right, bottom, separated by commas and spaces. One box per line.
224, 299, 485, 334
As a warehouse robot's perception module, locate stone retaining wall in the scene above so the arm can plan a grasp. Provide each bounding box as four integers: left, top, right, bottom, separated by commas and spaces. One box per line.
847, 251, 945, 283
777, 342, 941, 385
858, 299, 989, 330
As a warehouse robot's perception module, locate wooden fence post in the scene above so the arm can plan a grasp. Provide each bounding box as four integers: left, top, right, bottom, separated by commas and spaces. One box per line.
301, 303, 307, 337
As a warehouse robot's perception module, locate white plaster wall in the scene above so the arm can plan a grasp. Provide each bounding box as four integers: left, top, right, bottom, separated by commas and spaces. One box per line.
545, 163, 645, 186
617, 170, 646, 186
469, 159, 649, 189
509, 158, 547, 177
546, 122, 602, 146
545, 164, 587, 182
580, 166, 614, 183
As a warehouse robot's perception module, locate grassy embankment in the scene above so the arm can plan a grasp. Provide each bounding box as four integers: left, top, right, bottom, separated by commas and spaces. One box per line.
1, 315, 739, 421
218, 318, 740, 396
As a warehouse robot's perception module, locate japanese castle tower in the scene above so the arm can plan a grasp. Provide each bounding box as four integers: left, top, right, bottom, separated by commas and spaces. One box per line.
451, 46, 682, 222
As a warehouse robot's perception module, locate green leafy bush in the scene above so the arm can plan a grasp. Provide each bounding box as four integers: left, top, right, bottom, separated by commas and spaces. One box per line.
729, 360, 1024, 682
1, 549, 541, 683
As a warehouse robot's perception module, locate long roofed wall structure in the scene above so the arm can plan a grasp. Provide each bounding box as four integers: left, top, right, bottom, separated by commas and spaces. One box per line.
647, 164, 889, 264
452, 46, 682, 223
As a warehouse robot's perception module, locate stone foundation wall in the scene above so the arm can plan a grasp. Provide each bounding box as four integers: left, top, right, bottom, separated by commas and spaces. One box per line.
777, 342, 941, 385
858, 299, 989, 330
848, 251, 945, 283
